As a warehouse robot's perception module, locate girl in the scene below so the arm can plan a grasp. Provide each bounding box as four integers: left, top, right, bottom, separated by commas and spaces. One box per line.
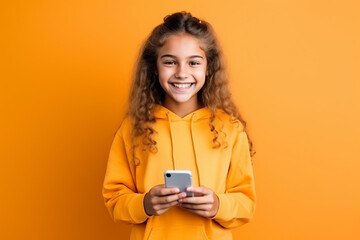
103, 11, 256, 240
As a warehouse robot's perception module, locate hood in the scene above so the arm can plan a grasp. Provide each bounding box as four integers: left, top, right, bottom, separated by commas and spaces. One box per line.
153, 104, 212, 121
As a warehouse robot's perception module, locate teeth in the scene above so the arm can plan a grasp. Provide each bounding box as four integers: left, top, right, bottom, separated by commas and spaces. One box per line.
172, 83, 192, 88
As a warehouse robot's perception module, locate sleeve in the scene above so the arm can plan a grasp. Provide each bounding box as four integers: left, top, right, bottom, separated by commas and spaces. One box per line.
213, 130, 256, 228
102, 122, 149, 224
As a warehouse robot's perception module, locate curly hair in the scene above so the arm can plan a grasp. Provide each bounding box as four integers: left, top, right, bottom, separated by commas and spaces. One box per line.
127, 11, 255, 164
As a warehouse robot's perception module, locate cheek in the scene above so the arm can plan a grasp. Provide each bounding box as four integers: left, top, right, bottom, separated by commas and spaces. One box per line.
158, 75, 167, 87
158, 67, 172, 78
194, 68, 207, 82
158, 72, 171, 89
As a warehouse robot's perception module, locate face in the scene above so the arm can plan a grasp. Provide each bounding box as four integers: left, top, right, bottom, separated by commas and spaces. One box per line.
156, 33, 207, 114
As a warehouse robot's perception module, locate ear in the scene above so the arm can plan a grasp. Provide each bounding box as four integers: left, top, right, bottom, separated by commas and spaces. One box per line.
154, 68, 158, 75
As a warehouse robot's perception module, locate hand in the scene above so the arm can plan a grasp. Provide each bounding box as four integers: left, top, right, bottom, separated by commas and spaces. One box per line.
143, 184, 187, 216
178, 186, 219, 218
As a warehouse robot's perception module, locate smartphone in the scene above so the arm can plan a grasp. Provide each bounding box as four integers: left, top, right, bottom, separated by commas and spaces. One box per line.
164, 170, 194, 197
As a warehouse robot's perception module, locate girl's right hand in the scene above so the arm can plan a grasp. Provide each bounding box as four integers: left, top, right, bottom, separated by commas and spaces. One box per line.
143, 184, 186, 216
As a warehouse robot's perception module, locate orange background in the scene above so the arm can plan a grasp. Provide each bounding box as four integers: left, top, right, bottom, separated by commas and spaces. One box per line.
1, 0, 359, 239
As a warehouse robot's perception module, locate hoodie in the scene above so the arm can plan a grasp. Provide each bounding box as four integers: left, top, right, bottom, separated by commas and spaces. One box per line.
103, 105, 256, 240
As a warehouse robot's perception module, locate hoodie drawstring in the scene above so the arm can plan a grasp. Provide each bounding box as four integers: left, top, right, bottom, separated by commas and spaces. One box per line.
190, 113, 201, 186
166, 112, 176, 170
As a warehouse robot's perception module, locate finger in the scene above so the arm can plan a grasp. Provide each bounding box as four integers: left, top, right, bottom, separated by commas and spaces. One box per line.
186, 186, 212, 196
154, 200, 179, 211
179, 203, 213, 211
156, 206, 174, 216
155, 192, 186, 204
179, 195, 213, 204
152, 185, 180, 196
152, 201, 178, 216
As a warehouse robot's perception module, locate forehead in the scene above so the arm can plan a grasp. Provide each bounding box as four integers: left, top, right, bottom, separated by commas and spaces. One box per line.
158, 33, 206, 57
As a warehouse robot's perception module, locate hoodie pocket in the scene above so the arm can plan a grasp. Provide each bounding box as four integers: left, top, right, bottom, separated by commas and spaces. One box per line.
147, 226, 208, 240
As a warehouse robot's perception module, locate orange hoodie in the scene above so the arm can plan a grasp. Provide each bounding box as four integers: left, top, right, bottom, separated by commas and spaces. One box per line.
103, 105, 256, 240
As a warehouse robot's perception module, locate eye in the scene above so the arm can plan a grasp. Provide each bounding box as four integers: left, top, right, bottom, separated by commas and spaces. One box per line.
164, 60, 176, 65
189, 61, 201, 66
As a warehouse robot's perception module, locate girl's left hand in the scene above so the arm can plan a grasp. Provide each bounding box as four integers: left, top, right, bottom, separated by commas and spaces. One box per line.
178, 186, 219, 218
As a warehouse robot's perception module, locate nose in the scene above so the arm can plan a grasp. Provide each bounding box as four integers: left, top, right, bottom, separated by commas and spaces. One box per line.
175, 64, 188, 79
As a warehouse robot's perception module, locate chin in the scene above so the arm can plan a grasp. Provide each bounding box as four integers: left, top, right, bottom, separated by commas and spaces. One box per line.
173, 97, 192, 103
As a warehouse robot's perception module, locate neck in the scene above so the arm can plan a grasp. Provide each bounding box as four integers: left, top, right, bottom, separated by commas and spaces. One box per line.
162, 98, 203, 118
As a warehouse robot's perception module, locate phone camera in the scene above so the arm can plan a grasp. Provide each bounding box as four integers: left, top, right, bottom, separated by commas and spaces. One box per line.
166, 173, 171, 178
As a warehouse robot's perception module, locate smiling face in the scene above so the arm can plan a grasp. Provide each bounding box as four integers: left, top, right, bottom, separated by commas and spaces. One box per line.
156, 33, 207, 117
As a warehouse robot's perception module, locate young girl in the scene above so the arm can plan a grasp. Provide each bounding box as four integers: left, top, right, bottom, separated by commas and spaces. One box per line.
103, 11, 256, 240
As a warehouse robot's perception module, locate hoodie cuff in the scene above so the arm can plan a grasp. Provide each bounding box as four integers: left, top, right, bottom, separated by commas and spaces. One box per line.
129, 193, 149, 223
212, 193, 231, 221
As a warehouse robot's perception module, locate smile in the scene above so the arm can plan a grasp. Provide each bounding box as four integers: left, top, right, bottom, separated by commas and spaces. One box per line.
171, 83, 194, 89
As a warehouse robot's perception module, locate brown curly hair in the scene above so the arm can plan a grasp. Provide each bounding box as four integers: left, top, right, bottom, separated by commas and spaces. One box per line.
127, 11, 255, 164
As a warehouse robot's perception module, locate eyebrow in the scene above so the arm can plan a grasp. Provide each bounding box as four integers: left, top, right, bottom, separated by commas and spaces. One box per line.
160, 54, 204, 59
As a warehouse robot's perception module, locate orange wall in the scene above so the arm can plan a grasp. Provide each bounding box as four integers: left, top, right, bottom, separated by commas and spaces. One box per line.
1, 0, 359, 239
